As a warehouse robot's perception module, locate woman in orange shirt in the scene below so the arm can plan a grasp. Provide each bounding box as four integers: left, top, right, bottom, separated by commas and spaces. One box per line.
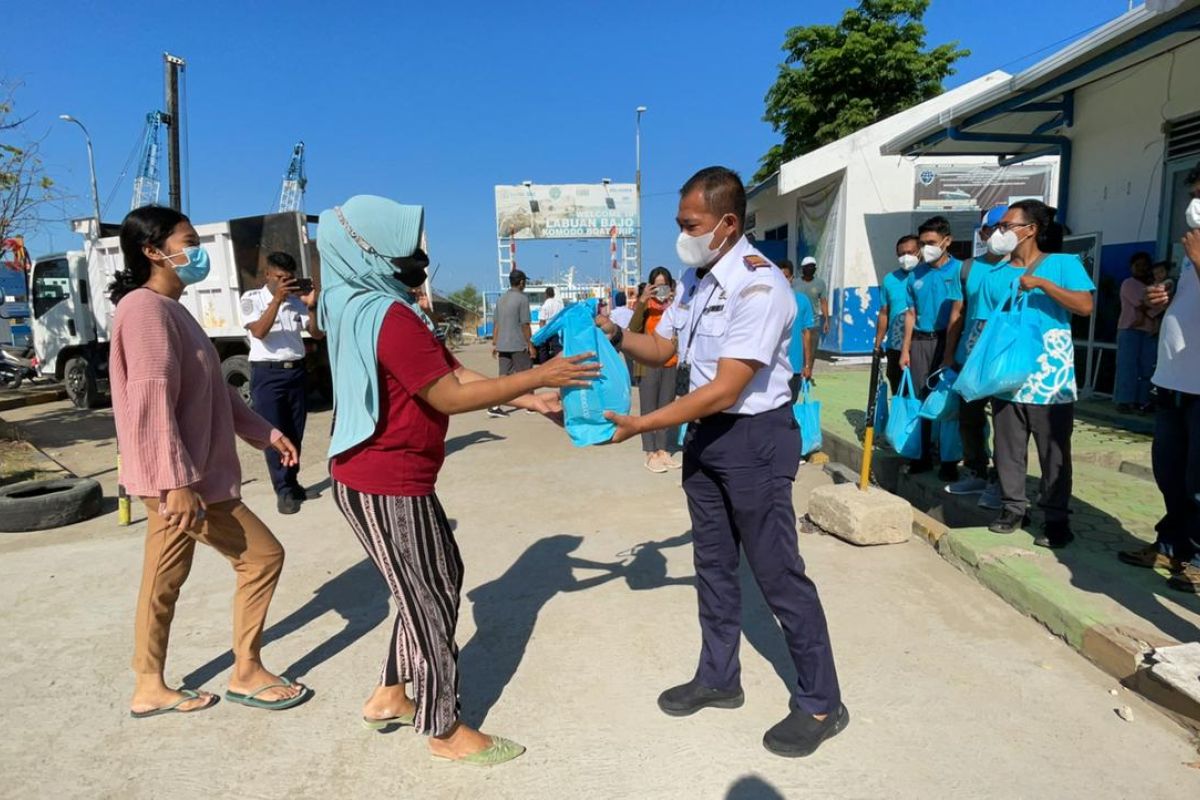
630, 266, 680, 472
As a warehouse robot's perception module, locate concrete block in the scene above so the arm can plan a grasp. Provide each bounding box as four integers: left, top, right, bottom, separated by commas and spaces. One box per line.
807, 482, 912, 546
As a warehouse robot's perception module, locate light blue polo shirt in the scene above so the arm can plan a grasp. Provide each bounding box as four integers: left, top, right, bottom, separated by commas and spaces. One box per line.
788, 290, 815, 374
955, 256, 1005, 364
906, 257, 963, 333
880, 268, 911, 351
980, 253, 1095, 405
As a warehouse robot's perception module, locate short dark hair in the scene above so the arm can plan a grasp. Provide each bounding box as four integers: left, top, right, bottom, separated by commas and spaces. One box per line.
778, 259, 795, 272
647, 265, 675, 289
509, 269, 527, 288
680, 166, 746, 229
1130, 251, 1153, 267
896, 234, 919, 250
917, 216, 952, 238
545, 286, 555, 298
111, 205, 189, 305
1187, 162, 1200, 185
266, 251, 298, 273
1008, 200, 1063, 252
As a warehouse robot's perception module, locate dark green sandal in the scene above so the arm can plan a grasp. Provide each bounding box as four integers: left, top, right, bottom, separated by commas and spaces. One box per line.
362, 712, 416, 731
130, 689, 217, 719
225, 676, 310, 711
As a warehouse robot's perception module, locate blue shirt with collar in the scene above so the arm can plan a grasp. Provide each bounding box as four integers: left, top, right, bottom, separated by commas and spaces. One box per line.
907, 257, 963, 333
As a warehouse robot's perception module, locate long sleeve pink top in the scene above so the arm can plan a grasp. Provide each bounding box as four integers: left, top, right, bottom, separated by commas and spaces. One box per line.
110, 288, 280, 503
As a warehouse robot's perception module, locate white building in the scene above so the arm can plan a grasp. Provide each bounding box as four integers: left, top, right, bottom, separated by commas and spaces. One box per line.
748, 71, 1059, 356
880, 0, 1200, 395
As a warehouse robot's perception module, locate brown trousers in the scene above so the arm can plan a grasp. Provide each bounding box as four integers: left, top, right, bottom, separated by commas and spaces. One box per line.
132, 498, 285, 674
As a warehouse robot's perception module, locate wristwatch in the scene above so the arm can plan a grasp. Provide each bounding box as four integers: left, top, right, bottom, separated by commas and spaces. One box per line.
609, 326, 624, 351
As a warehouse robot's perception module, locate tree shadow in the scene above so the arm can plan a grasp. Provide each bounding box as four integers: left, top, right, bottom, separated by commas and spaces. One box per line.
617, 531, 799, 702
2, 406, 116, 450
181, 558, 389, 689
457, 533, 623, 728
445, 430, 505, 456
726, 775, 787, 800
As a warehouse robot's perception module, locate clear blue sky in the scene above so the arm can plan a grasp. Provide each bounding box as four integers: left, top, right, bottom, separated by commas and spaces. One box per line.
10, 0, 1138, 292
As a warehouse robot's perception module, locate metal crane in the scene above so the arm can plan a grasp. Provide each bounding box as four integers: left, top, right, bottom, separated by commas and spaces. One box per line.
277, 141, 307, 213
130, 111, 167, 209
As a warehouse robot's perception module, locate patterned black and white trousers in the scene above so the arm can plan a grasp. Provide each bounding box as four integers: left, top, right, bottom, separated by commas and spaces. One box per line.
333, 481, 464, 736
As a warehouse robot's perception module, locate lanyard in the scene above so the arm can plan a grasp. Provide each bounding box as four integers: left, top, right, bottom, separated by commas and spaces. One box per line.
679, 280, 720, 366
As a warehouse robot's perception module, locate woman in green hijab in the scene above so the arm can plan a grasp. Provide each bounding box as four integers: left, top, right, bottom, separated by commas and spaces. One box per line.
320, 195, 597, 766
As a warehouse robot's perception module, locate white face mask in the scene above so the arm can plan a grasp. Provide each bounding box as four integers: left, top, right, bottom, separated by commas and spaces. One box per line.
1187, 197, 1200, 230
898, 254, 919, 271
676, 218, 730, 268
920, 243, 944, 264
988, 229, 1021, 257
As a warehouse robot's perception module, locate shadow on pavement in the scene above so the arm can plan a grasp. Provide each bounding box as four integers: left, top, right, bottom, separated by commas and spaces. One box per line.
4, 406, 116, 451
181, 558, 390, 689
445, 430, 505, 456
726, 775, 787, 800
457, 533, 623, 728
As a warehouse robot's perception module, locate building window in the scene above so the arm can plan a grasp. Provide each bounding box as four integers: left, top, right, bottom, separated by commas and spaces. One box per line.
764, 224, 788, 241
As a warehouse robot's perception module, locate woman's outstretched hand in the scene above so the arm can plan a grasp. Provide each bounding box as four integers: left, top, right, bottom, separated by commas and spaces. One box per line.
537, 352, 601, 388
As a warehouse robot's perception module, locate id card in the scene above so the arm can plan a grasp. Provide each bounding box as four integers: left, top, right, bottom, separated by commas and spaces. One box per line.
674, 362, 692, 397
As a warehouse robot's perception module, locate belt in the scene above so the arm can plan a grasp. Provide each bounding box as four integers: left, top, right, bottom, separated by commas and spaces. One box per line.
911, 330, 944, 341
695, 403, 790, 426
251, 359, 305, 370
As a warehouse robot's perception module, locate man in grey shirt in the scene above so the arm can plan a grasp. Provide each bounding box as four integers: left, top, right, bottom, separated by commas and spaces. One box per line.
489, 269, 535, 417
796, 257, 829, 377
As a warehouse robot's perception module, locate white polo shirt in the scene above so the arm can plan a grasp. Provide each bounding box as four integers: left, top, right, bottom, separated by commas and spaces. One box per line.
656, 236, 796, 414
240, 287, 309, 362
1152, 257, 1200, 395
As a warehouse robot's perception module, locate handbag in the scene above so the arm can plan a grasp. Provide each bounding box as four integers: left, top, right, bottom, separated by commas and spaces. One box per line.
955, 274, 1043, 403
530, 299, 631, 446
885, 368, 923, 459
792, 378, 822, 455
919, 368, 960, 421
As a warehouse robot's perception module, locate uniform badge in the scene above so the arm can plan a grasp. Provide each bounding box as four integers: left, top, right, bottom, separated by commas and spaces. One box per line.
240, 297, 256, 317
743, 254, 772, 270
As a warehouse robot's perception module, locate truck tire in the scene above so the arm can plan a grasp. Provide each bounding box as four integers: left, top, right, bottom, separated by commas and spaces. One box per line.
222, 355, 253, 408
64, 356, 100, 409
0, 477, 104, 532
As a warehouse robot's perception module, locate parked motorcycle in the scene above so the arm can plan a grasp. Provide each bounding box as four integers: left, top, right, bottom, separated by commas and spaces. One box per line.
0, 343, 39, 390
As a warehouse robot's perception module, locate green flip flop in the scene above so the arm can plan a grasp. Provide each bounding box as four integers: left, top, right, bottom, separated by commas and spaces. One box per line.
362, 712, 416, 731
432, 736, 526, 767
130, 689, 216, 719
224, 677, 310, 711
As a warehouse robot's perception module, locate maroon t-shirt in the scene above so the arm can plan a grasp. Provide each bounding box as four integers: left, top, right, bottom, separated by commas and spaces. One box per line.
330, 303, 459, 496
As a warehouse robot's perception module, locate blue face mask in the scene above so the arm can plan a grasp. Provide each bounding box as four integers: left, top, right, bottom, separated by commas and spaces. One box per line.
160, 246, 211, 285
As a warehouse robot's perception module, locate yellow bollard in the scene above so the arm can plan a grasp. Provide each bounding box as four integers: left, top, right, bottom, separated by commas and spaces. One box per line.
117, 452, 131, 526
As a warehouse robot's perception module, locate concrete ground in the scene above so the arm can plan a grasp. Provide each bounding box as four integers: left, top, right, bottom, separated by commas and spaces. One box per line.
1, 344, 1198, 799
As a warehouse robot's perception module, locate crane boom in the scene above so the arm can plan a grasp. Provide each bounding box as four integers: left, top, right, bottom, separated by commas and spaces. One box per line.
131, 111, 167, 210
277, 141, 307, 213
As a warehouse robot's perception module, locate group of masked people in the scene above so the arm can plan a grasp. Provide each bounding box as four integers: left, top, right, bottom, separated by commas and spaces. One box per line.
108, 166, 853, 766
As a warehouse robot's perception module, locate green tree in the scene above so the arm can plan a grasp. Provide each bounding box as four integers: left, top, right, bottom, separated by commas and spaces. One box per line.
448, 283, 482, 312
1, 82, 59, 242
755, 0, 968, 183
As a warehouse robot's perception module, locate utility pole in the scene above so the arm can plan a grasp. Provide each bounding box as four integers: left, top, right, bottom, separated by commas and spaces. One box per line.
635, 106, 647, 278
163, 52, 186, 211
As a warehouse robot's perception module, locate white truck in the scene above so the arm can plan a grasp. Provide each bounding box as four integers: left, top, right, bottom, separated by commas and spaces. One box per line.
29, 211, 329, 409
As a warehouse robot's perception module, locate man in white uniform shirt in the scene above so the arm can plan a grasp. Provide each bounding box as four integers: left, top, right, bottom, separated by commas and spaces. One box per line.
240, 251, 322, 515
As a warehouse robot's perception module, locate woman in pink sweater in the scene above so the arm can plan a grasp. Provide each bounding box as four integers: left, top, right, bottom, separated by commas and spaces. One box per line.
110, 206, 307, 717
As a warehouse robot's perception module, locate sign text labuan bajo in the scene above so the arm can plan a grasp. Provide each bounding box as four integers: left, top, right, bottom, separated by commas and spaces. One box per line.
495, 183, 640, 240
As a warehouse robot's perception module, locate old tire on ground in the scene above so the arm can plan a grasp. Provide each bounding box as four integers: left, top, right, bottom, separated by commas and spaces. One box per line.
0, 477, 104, 532
222, 355, 253, 408
64, 356, 100, 409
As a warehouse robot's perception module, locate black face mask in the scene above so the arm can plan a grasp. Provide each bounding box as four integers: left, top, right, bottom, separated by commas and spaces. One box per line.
391, 248, 430, 288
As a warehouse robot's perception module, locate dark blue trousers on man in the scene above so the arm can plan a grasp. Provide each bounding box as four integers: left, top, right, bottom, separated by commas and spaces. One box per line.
1152, 387, 1200, 563
681, 404, 841, 715
250, 363, 307, 496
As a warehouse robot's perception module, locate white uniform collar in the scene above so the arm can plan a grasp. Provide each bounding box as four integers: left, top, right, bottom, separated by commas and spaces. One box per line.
703, 235, 751, 288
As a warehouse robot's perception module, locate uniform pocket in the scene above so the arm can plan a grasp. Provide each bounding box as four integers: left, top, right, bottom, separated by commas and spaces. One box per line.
697, 312, 727, 337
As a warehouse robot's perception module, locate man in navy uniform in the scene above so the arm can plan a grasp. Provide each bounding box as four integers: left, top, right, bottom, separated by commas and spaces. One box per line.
240, 251, 322, 515
598, 166, 846, 758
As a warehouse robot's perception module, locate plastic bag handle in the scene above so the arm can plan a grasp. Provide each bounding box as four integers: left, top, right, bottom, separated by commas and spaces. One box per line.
900, 367, 916, 398
800, 378, 813, 404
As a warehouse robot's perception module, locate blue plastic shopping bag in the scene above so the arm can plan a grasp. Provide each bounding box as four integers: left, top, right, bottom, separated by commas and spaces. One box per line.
936, 418, 963, 462
873, 381, 889, 432
919, 368, 960, 421
792, 378, 822, 456
956, 287, 1041, 402
531, 299, 631, 446
885, 368, 923, 459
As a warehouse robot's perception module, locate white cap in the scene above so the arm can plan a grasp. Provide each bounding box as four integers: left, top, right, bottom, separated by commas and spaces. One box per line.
801, 256, 817, 268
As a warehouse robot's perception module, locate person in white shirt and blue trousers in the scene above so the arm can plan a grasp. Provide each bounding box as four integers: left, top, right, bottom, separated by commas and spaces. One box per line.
598, 167, 846, 759
240, 252, 322, 515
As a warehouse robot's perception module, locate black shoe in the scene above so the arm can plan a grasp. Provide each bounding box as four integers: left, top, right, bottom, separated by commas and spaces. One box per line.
763, 703, 850, 758
289, 486, 307, 503
486, 406, 508, 418
1034, 521, 1075, 549
988, 510, 1029, 534
937, 463, 960, 482
656, 680, 744, 717
277, 492, 301, 515
907, 460, 933, 475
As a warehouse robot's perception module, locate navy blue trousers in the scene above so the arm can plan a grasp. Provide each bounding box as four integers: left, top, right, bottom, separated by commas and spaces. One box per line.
250, 364, 307, 496
682, 404, 841, 715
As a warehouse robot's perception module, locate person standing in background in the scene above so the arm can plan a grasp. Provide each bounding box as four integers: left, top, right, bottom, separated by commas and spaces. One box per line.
1114, 252, 1160, 414
630, 266, 681, 473
796, 256, 828, 379
241, 251, 322, 515
609, 291, 634, 329
781, 259, 814, 403
874, 236, 918, 394
537, 286, 565, 363
489, 269, 536, 418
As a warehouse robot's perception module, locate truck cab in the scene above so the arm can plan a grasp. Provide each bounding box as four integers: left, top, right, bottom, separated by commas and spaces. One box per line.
29, 250, 105, 405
